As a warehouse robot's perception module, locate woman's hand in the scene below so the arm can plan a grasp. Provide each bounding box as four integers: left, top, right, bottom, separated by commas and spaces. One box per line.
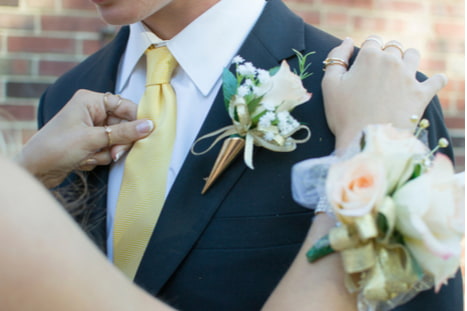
17, 89, 153, 188
322, 36, 448, 152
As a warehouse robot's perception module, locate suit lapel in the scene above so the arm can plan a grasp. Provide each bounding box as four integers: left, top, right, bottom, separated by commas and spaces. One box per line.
134, 0, 307, 294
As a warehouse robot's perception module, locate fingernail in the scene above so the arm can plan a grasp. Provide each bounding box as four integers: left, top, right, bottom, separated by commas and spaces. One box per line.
113, 150, 125, 162
136, 120, 154, 134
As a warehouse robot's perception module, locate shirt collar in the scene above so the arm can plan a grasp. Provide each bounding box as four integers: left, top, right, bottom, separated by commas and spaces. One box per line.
119, 0, 266, 96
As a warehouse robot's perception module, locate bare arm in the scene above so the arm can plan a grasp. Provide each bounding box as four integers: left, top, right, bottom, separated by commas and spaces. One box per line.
0, 154, 171, 311
263, 36, 447, 309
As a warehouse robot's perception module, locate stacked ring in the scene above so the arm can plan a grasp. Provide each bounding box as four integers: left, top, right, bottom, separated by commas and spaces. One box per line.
362, 37, 384, 49
383, 42, 404, 56
322, 57, 349, 71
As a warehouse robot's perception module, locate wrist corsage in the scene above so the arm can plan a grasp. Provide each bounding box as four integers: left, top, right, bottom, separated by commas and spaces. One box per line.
192, 51, 315, 194
292, 122, 464, 311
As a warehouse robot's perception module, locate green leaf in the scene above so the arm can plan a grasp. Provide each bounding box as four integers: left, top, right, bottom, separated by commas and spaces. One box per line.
411, 163, 423, 180
222, 68, 238, 109
251, 109, 267, 126
306, 234, 335, 262
269, 66, 280, 76
376, 212, 389, 235
247, 96, 263, 116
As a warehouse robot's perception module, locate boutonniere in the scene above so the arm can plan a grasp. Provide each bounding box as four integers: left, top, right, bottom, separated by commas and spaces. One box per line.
191, 50, 315, 194
293, 122, 464, 310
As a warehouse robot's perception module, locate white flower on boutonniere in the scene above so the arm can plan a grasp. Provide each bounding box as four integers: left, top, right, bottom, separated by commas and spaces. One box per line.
191, 50, 315, 194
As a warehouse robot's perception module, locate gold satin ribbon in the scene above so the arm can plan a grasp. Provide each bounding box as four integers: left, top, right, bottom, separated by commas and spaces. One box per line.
328, 197, 420, 302
191, 96, 311, 169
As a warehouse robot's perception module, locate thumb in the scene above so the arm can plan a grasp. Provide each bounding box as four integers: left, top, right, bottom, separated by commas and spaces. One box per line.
421, 73, 448, 102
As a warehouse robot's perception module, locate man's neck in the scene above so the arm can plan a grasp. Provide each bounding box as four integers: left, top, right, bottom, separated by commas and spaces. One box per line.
143, 0, 220, 40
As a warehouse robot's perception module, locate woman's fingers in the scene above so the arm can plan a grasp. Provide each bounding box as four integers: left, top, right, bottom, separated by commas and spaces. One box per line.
382, 40, 404, 58
90, 119, 153, 150
361, 35, 384, 50
101, 93, 138, 121
402, 48, 421, 74
322, 37, 354, 81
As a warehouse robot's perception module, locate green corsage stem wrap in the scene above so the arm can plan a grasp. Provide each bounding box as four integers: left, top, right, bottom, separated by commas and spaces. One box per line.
306, 234, 334, 262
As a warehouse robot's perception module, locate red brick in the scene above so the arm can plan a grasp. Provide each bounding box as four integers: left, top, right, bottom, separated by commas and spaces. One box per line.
82, 39, 102, 55
0, 105, 35, 121
7, 82, 50, 98
443, 80, 465, 93
419, 58, 446, 72
387, 1, 424, 12
8, 36, 75, 53
2, 58, 31, 75
456, 98, 465, 112
326, 12, 350, 28
41, 15, 107, 32
445, 116, 465, 129
434, 22, 465, 37
298, 11, 320, 25
322, 0, 372, 9
0, 14, 34, 30
431, 3, 465, 18
39, 60, 79, 76
354, 16, 386, 32
62, 0, 96, 10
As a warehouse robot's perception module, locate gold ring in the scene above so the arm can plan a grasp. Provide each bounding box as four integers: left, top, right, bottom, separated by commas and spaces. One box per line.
104, 125, 113, 147
116, 94, 123, 107
322, 57, 349, 71
362, 37, 384, 49
383, 42, 404, 56
103, 92, 112, 107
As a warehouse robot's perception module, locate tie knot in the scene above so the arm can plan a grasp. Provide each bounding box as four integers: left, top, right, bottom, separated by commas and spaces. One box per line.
145, 45, 178, 85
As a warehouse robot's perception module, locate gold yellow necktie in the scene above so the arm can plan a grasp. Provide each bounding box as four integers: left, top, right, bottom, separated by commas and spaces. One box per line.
114, 45, 178, 279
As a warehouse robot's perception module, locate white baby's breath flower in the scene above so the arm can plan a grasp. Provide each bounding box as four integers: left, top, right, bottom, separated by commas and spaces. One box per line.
258, 111, 276, 128
244, 79, 254, 87
237, 85, 250, 98
237, 62, 256, 76
263, 131, 275, 142
261, 101, 276, 112
257, 69, 271, 84
277, 111, 299, 135
232, 55, 244, 64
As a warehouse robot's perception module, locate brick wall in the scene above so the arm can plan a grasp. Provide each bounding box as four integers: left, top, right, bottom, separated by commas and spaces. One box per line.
0, 0, 464, 171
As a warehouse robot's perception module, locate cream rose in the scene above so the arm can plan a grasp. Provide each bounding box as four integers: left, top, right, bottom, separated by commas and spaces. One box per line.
326, 153, 388, 223
362, 124, 429, 193
252, 60, 311, 118
393, 153, 464, 291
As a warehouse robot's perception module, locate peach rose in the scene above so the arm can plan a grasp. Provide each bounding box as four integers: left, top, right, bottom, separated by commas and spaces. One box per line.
326, 153, 388, 223
252, 60, 311, 118
362, 124, 429, 193
393, 153, 464, 291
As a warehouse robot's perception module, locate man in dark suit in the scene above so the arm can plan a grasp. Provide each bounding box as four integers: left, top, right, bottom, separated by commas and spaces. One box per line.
38, 0, 463, 310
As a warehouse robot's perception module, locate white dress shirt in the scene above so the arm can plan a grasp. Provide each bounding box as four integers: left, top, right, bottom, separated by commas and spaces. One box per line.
106, 0, 266, 259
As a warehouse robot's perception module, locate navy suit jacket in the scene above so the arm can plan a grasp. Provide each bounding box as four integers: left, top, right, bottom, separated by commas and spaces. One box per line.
38, 0, 462, 310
